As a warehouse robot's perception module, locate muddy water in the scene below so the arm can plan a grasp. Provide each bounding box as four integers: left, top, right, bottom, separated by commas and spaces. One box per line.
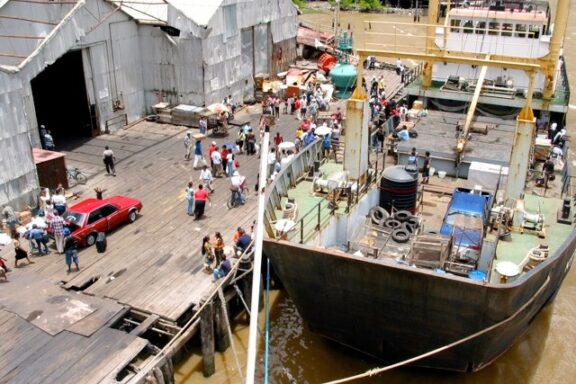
176, 4, 576, 383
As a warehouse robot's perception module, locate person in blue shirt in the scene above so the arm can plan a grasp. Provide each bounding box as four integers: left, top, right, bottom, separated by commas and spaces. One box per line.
213, 254, 232, 281
322, 134, 331, 159
193, 139, 203, 169
304, 131, 316, 146
235, 229, 252, 252
29, 224, 49, 254
397, 126, 410, 141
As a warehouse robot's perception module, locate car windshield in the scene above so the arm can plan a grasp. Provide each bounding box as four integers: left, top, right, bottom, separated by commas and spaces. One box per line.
63, 211, 86, 226
445, 212, 483, 229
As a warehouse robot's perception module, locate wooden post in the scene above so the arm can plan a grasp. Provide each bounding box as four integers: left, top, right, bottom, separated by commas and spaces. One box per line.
160, 357, 175, 384
214, 298, 231, 352
200, 300, 215, 377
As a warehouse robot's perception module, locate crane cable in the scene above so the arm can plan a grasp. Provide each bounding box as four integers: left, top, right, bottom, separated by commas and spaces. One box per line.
323, 275, 551, 384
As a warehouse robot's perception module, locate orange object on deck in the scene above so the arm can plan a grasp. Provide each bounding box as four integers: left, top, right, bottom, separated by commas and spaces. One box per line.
318, 53, 337, 73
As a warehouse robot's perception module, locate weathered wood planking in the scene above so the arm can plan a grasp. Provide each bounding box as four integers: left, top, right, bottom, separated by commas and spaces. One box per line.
17, 108, 300, 324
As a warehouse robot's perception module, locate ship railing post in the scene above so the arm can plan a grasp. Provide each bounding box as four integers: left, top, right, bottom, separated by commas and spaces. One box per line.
316, 201, 321, 231
300, 218, 304, 244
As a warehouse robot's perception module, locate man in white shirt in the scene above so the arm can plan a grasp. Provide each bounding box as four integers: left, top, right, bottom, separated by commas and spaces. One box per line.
184, 132, 192, 160
210, 146, 222, 177
230, 171, 246, 205
199, 165, 214, 193
267, 147, 277, 177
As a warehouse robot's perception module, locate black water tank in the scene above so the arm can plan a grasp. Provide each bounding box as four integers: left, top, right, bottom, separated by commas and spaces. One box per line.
379, 165, 418, 214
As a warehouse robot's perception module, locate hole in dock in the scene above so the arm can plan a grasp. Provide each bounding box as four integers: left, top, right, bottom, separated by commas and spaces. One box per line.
47, 295, 68, 304
143, 163, 153, 169
133, 228, 140, 235
26, 310, 43, 321
68, 276, 100, 291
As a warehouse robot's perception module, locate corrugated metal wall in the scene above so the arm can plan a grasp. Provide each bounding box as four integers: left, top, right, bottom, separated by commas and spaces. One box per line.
0, 0, 297, 207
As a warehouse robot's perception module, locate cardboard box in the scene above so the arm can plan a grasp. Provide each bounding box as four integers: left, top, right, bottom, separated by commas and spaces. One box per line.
18, 211, 32, 225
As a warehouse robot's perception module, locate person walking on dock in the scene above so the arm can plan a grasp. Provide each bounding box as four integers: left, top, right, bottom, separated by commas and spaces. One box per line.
13, 233, 34, 268
50, 212, 66, 254
184, 132, 192, 160
185, 182, 194, 216
103, 146, 116, 176
211, 146, 222, 177
202, 235, 215, 273
193, 184, 210, 220
193, 139, 203, 169
199, 166, 214, 193
63, 228, 79, 273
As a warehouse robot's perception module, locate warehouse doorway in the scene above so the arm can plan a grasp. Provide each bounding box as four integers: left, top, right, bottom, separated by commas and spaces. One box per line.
31, 50, 95, 147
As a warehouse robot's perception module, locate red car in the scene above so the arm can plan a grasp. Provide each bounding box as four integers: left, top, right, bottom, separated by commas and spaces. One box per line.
60, 196, 143, 246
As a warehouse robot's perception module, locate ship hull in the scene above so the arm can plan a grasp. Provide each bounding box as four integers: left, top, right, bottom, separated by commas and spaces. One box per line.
264, 231, 576, 372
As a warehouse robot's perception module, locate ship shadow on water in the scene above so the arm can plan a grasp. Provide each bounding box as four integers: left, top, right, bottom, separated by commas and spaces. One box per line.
268, 290, 553, 384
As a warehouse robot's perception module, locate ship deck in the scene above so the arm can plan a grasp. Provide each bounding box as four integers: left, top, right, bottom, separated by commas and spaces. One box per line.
269, 133, 572, 284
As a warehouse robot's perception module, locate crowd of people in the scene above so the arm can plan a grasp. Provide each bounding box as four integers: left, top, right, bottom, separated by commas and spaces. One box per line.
1, 183, 82, 278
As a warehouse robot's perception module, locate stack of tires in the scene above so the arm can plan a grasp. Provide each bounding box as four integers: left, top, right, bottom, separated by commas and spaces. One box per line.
369, 207, 420, 243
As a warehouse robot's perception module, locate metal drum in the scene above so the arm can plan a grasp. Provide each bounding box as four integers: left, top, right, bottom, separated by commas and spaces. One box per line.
379, 165, 418, 214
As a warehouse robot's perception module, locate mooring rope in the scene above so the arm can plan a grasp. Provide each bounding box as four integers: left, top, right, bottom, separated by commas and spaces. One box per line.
233, 284, 252, 316
323, 276, 551, 384
217, 287, 244, 383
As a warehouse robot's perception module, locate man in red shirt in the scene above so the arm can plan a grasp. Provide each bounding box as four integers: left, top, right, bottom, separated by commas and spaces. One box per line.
193, 184, 211, 220
208, 141, 216, 168
221, 146, 229, 177
273, 132, 283, 151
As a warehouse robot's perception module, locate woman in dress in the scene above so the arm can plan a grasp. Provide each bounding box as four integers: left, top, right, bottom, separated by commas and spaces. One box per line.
202, 235, 214, 273
213, 232, 225, 265
13, 233, 34, 268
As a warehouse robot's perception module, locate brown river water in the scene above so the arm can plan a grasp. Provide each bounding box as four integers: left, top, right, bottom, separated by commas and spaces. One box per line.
176, 3, 576, 383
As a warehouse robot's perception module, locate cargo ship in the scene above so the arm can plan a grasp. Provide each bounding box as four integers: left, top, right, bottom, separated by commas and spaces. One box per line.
262, 0, 575, 372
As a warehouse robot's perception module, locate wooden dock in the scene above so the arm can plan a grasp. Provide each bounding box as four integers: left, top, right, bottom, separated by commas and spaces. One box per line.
0, 105, 303, 382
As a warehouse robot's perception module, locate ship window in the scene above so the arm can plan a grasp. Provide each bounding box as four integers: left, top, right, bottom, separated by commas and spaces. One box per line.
463, 20, 473, 33
450, 19, 461, 32
502, 23, 513, 37
528, 25, 540, 39
515, 24, 527, 37
488, 22, 500, 35
475, 21, 486, 34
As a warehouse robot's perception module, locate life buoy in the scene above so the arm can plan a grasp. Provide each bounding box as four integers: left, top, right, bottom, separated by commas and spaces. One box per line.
391, 228, 410, 243
370, 206, 389, 226
394, 210, 412, 223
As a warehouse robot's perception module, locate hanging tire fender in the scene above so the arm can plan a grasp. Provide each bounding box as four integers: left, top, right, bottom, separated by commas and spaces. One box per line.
394, 210, 412, 223
370, 206, 389, 226
391, 228, 410, 243
384, 218, 402, 229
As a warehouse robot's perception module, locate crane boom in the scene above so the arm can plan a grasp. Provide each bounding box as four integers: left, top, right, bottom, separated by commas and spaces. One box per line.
457, 62, 489, 153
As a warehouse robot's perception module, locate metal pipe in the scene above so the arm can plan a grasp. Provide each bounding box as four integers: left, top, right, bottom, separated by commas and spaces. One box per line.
245, 125, 271, 384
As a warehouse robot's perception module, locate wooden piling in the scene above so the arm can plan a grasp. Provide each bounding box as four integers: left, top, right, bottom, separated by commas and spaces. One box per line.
159, 357, 175, 384
200, 300, 215, 377
214, 298, 231, 352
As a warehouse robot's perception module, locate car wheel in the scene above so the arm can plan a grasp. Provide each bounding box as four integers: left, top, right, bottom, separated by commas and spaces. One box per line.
86, 233, 97, 246
128, 210, 137, 223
